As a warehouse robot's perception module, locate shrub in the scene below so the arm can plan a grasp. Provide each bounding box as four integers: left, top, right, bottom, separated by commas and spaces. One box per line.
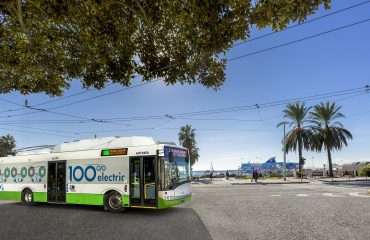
359, 166, 370, 177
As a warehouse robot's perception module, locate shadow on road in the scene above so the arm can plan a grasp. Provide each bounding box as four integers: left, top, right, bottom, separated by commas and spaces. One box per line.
192, 179, 214, 184
0, 202, 211, 240
322, 180, 370, 188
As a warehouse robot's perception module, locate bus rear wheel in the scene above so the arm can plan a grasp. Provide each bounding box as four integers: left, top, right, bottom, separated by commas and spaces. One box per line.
104, 191, 125, 213
22, 189, 35, 206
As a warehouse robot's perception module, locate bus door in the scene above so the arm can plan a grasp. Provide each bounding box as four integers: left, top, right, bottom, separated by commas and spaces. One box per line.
47, 161, 66, 203
130, 157, 157, 207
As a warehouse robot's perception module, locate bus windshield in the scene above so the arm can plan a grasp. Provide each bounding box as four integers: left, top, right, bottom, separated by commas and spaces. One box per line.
160, 146, 191, 190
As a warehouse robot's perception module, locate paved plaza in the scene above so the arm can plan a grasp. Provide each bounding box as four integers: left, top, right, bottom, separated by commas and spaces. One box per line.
190, 179, 370, 240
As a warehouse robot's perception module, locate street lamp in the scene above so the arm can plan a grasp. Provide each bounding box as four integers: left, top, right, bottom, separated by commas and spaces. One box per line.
312, 157, 315, 170
277, 122, 289, 181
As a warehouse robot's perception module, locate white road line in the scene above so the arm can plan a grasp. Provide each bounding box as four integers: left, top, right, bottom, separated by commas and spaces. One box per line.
271, 195, 281, 197
323, 193, 343, 197
297, 194, 309, 197
349, 192, 370, 198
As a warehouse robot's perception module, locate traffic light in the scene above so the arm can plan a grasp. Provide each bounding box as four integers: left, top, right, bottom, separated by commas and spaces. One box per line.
300, 156, 306, 165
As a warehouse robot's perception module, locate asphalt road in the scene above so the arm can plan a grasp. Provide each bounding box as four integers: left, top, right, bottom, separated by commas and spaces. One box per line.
0, 202, 211, 240
190, 180, 370, 240
0, 181, 369, 240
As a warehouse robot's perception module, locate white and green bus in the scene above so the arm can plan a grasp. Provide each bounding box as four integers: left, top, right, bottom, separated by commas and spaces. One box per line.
0, 136, 191, 212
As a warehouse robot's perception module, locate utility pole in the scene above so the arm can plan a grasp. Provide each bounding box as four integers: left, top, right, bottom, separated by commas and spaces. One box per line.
312, 157, 315, 170
277, 122, 289, 181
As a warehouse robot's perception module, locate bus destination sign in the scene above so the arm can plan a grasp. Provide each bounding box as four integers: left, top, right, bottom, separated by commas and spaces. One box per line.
101, 148, 128, 156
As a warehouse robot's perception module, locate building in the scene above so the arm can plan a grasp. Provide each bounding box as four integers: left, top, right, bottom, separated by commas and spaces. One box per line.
240, 157, 299, 176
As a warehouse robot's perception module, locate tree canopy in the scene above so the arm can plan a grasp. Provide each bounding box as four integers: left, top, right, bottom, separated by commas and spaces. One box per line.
178, 124, 199, 166
0, 0, 330, 96
310, 101, 352, 176
0, 134, 16, 157
279, 102, 313, 175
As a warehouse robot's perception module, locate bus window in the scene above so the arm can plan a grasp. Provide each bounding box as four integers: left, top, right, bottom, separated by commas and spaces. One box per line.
130, 158, 141, 203
143, 157, 155, 204
160, 147, 190, 190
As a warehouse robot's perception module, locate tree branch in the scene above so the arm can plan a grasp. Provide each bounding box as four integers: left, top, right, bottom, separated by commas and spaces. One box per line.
16, 0, 25, 31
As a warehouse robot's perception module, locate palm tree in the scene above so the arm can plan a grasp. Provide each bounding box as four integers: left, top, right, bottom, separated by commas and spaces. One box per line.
278, 102, 313, 177
310, 102, 352, 177
178, 124, 199, 166
0, 134, 16, 157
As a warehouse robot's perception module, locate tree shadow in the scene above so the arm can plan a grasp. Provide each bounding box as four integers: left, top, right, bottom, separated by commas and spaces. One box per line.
0, 202, 212, 240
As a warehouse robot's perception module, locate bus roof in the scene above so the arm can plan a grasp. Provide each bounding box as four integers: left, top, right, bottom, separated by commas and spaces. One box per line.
9, 136, 156, 157
0, 136, 186, 164
52, 136, 156, 153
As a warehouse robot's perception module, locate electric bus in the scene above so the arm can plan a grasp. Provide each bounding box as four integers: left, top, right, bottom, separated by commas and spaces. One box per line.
0, 136, 191, 212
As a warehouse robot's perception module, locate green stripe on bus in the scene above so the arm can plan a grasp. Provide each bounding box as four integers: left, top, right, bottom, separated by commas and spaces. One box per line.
34, 192, 47, 202
158, 195, 191, 209
0, 191, 47, 202
66, 193, 104, 205
122, 194, 130, 206
0, 191, 22, 201
66, 193, 130, 206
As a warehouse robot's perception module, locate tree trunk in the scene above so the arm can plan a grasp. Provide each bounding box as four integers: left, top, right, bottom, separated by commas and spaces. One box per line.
327, 148, 333, 177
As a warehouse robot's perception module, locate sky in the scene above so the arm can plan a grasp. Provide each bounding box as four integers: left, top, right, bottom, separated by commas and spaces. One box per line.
1, 1, 369, 171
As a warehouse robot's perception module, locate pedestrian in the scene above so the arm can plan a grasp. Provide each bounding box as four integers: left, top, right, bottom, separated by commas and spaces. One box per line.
226, 170, 230, 180
210, 171, 213, 181
253, 169, 258, 183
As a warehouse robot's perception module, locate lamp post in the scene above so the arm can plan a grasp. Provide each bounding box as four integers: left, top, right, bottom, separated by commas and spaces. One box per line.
312, 157, 315, 170
277, 122, 289, 181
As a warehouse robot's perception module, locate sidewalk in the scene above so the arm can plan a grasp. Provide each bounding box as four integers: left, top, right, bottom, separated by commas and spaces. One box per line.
230, 177, 311, 185
192, 177, 311, 185
317, 176, 369, 182
192, 177, 370, 186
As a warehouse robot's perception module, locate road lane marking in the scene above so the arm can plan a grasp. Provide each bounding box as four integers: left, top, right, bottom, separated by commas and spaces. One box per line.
271, 195, 281, 197
323, 193, 343, 197
349, 192, 370, 198
297, 194, 309, 197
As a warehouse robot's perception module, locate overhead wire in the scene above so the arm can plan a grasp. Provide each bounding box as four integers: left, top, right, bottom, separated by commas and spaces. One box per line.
0, 85, 367, 137
171, 87, 367, 118
0, 123, 87, 137
0, 127, 77, 138
233, 0, 370, 47
228, 17, 370, 62
0, 85, 367, 124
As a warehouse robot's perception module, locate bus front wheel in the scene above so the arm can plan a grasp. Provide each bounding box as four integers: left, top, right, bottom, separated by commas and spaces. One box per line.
104, 191, 125, 213
22, 189, 35, 206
